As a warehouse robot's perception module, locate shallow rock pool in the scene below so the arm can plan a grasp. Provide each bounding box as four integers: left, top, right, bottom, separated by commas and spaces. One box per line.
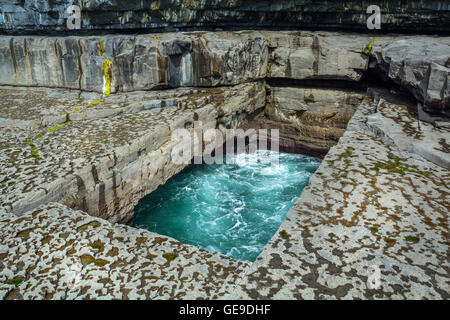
133, 151, 321, 262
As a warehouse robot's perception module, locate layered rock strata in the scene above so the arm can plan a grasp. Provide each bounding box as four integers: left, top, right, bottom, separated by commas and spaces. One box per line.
0, 82, 266, 223
260, 87, 364, 157
1, 0, 449, 34
0, 31, 448, 116
0, 29, 449, 300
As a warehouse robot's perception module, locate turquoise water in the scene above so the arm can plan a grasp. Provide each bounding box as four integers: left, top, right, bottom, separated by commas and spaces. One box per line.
133, 150, 321, 262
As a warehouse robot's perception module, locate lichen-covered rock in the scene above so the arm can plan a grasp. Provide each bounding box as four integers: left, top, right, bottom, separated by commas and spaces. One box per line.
0, 203, 250, 300
1, 88, 448, 300
366, 91, 450, 169
0, 82, 266, 223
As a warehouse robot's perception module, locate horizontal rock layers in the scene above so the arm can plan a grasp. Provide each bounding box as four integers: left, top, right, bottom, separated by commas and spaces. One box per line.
1, 1, 449, 34
0, 27, 449, 299
0, 30, 449, 223
0, 31, 448, 115
259, 87, 364, 157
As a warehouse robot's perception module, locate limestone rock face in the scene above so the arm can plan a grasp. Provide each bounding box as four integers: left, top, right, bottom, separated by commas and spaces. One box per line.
0, 203, 251, 299
230, 90, 450, 300
267, 33, 369, 81
1, 31, 449, 115
0, 32, 269, 92
366, 95, 450, 169
0, 82, 266, 223
0, 31, 371, 93
371, 37, 450, 116
1, 0, 449, 34
258, 86, 363, 157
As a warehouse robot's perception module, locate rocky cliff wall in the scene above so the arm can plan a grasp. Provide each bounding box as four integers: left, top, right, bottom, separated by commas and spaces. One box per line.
261, 87, 364, 157
1, 1, 449, 34
0, 31, 448, 114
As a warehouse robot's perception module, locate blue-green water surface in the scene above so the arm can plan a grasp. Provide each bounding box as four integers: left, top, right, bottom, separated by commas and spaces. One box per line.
133, 151, 321, 262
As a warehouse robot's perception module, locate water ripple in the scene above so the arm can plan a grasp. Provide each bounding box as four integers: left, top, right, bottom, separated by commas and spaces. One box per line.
133, 150, 321, 262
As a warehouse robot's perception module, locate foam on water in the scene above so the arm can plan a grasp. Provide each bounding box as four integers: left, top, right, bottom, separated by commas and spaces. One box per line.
133, 150, 321, 262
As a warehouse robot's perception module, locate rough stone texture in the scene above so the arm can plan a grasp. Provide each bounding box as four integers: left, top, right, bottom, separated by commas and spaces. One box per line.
259, 86, 363, 157
228, 94, 450, 300
1, 89, 448, 300
1, 31, 449, 115
371, 37, 450, 116
0, 32, 269, 92
266, 32, 369, 81
0, 31, 369, 92
366, 90, 450, 169
0, 29, 449, 300
0, 82, 266, 223
1, 1, 449, 34
0, 203, 250, 300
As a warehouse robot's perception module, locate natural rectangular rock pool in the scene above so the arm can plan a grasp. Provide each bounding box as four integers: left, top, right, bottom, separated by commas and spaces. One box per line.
132, 150, 321, 262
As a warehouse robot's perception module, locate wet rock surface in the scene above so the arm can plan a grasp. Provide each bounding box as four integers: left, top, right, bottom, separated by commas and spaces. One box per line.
1, 0, 449, 34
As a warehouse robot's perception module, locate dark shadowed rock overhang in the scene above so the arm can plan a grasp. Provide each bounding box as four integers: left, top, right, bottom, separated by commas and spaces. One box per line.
1, 0, 450, 35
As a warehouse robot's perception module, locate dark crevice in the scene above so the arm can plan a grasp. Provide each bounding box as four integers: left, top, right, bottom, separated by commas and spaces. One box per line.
2, 24, 450, 37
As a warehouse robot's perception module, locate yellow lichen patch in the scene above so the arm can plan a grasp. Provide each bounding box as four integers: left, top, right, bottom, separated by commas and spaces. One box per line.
280, 230, 291, 240
102, 58, 112, 96
76, 221, 101, 232
162, 253, 178, 264
99, 39, 112, 96
48, 121, 71, 133
364, 36, 379, 55
25, 138, 40, 164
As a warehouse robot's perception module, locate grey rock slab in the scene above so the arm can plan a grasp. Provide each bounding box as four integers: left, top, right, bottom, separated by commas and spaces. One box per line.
366, 98, 450, 169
